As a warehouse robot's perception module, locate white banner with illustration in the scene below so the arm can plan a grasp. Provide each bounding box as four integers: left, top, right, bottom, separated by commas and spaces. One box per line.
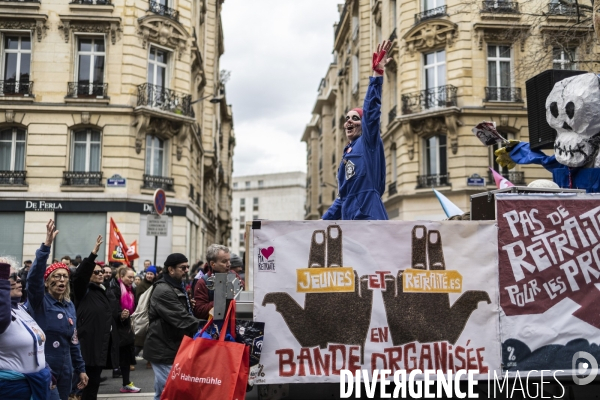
252, 220, 501, 384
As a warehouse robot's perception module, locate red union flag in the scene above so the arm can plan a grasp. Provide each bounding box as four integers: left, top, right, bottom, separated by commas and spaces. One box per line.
109, 217, 130, 266
497, 195, 600, 328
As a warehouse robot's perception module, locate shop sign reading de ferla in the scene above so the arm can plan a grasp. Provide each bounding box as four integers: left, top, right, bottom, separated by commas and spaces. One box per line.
26, 200, 63, 211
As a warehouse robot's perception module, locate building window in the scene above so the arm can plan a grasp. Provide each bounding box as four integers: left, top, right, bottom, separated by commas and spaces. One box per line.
148, 46, 168, 87
76, 37, 105, 96
352, 53, 359, 94
424, 0, 444, 11
424, 135, 447, 177
2, 35, 31, 95
487, 45, 512, 100
253, 197, 259, 211
253, 214, 259, 220
0, 127, 25, 171
240, 198, 245, 212
145, 135, 165, 176
240, 215, 245, 224
245, 181, 250, 188
424, 50, 446, 91
239, 232, 244, 243
258, 180, 264, 188
72, 129, 101, 172
233, 182, 238, 189
553, 47, 576, 70
391, 0, 397, 28
391, 145, 397, 182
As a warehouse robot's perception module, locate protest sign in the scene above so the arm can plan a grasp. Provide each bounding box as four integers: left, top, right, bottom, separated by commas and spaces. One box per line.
252, 221, 500, 384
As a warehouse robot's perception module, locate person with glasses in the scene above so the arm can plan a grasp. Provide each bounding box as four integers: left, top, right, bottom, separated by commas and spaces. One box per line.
71, 235, 120, 400
26, 219, 88, 399
144, 253, 199, 400
107, 266, 140, 394
0, 258, 54, 399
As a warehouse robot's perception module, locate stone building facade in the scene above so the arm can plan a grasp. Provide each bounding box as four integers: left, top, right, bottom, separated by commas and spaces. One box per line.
304, 0, 588, 220
0, 0, 234, 266
230, 171, 306, 259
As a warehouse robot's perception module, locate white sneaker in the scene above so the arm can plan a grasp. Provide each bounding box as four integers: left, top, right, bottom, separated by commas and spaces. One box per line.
120, 382, 141, 393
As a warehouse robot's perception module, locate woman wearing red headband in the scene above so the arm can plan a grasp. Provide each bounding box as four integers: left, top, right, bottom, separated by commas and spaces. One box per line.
27, 220, 88, 399
322, 40, 393, 220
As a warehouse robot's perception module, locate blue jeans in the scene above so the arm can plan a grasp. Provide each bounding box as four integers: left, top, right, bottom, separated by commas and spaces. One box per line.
151, 362, 172, 400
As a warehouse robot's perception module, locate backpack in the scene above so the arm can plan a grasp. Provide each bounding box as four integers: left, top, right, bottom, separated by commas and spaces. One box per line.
131, 285, 154, 337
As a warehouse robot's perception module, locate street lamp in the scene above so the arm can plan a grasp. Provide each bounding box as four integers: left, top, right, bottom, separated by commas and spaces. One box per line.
190, 94, 223, 105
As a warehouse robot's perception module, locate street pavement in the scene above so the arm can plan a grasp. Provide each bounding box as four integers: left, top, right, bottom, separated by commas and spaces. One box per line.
97, 355, 259, 399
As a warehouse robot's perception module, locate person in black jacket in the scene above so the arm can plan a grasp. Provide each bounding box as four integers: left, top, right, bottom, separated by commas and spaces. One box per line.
72, 235, 120, 400
108, 266, 140, 394
144, 253, 199, 400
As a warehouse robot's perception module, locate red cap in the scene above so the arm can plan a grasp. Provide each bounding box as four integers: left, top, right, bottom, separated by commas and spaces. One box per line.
351, 108, 363, 118
44, 263, 70, 281
95, 261, 105, 266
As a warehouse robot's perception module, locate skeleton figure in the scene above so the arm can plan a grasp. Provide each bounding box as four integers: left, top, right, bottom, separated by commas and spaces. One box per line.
496, 73, 600, 192
546, 73, 600, 168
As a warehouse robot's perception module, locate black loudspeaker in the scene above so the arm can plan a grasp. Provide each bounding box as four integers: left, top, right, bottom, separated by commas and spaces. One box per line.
526, 69, 587, 150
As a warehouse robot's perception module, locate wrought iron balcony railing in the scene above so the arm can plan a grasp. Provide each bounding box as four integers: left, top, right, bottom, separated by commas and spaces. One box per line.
548, 2, 577, 15
481, 1, 520, 13
62, 171, 103, 186
416, 174, 450, 188
69, 0, 111, 4
388, 182, 398, 196
388, 105, 397, 125
142, 174, 174, 191
0, 170, 26, 185
149, 0, 178, 20
0, 80, 33, 96
488, 170, 525, 185
137, 83, 193, 117
67, 82, 108, 98
401, 85, 458, 114
415, 5, 447, 24
485, 87, 523, 102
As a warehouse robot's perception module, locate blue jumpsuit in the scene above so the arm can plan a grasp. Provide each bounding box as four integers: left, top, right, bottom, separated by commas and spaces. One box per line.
510, 142, 600, 193
322, 76, 389, 220
27, 244, 85, 400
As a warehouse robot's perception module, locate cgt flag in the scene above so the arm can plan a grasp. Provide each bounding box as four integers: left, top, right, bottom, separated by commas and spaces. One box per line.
127, 240, 140, 261
109, 217, 130, 266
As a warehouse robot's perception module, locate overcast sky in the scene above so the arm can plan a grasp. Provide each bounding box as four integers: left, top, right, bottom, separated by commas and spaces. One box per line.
221, 0, 341, 177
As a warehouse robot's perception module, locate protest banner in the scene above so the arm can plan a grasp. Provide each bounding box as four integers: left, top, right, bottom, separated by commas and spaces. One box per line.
252, 220, 501, 384
109, 217, 130, 266
497, 194, 600, 375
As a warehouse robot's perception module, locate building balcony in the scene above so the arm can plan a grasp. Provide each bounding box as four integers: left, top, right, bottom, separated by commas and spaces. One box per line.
149, 0, 178, 20
137, 83, 193, 117
62, 171, 103, 186
548, 2, 577, 15
0, 170, 26, 185
415, 5, 447, 24
388, 182, 398, 196
388, 105, 397, 125
142, 174, 174, 191
67, 82, 108, 98
481, 1, 520, 13
488, 170, 525, 185
401, 85, 457, 115
416, 174, 450, 189
484, 87, 523, 102
0, 80, 33, 97
69, 0, 111, 4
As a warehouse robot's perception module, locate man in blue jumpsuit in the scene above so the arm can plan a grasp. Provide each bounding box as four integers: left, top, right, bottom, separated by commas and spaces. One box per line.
323, 40, 392, 220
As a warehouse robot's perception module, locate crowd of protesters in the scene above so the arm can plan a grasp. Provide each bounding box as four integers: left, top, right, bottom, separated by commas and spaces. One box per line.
0, 218, 245, 400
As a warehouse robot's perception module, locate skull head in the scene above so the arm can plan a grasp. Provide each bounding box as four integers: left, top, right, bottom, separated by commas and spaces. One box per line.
546, 73, 600, 167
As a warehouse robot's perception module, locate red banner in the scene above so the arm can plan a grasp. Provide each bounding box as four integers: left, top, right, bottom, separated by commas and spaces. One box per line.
109, 217, 130, 266
497, 197, 600, 328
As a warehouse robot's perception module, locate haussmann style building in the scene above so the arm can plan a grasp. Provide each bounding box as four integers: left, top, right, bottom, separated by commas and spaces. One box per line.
0, 0, 235, 267
304, 0, 592, 221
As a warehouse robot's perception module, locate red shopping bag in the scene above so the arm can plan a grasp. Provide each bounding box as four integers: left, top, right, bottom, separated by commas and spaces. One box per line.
161, 300, 250, 400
